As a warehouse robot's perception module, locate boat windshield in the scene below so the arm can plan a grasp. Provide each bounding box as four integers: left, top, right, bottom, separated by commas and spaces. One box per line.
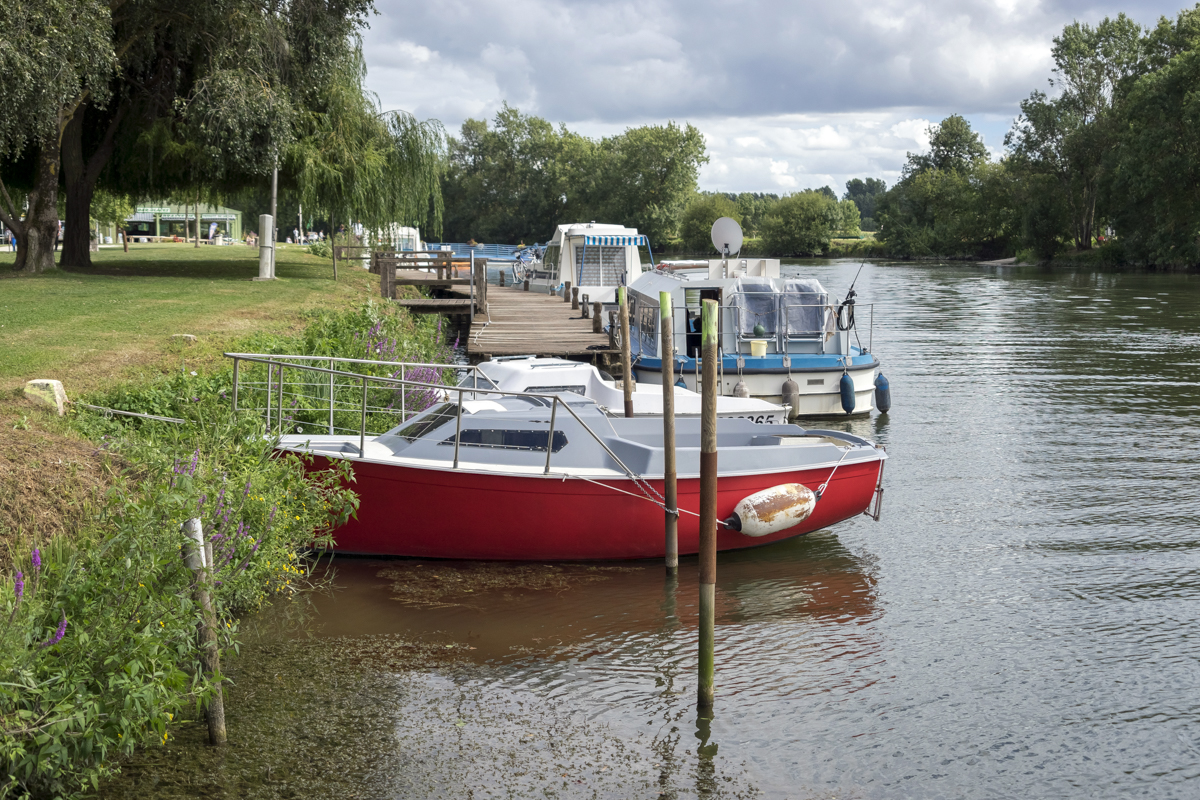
392, 403, 458, 442
542, 245, 560, 280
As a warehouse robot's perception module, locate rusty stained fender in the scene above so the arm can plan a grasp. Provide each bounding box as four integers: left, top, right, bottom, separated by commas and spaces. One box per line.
724, 483, 817, 537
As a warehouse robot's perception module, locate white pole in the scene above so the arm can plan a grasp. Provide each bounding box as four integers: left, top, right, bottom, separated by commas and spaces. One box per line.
257, 214, 274, 280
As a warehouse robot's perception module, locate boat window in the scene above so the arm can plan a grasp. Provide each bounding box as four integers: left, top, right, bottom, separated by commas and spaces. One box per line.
542, 245, 560, 280
522, 385, 587, 395
394, 403, 458, 442
441, 429, 568, 453
637, 304, 659, 355
574, 245, 626, 286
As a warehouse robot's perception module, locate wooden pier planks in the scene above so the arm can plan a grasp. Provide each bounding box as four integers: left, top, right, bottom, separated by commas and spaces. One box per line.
391, 298, 473, 314
467, 285, 615, 357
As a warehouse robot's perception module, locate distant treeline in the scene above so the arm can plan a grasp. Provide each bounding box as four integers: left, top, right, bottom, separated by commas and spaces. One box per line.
878, 5, 1200, 266
444, 4, 1200, 266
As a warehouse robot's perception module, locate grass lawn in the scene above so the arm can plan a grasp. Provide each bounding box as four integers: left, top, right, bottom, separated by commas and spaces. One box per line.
0, 243, 379, 396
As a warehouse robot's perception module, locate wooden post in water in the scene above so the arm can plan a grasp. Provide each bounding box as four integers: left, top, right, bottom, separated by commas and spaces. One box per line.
660, 291, 678, 573
181, 519, 227, 745
698, 298, 718, 711
618, 287, 634, 418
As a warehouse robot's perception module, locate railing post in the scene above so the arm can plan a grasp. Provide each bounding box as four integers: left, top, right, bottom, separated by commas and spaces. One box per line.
231, 358, 239, 412
544, 396, 558, 474
452, 388, 464, 469
359, 376, 368, 455
277, 364, 285, 435
265, 361, 273, 432
328, 358, 335, 435
401, 368, 407, 422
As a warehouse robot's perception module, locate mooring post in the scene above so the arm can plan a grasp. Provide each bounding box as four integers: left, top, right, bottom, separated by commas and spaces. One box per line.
593, 302, 603, 333
581, 294, 590, 318
564, 280, 572, 304
499, 270, 505, 287
661, 291, 678, 574
618, 287, 634, 418
607, 310, 617, 348
181, 519, 227, 746
572, 286, 579, 310
523, 278, 530, 292
698, 298, 718, 711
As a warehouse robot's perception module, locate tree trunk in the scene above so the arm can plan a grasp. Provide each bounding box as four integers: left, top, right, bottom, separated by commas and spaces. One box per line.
16, 145, 63, 275
61, 102, 126, 268
195, 189, 200, 247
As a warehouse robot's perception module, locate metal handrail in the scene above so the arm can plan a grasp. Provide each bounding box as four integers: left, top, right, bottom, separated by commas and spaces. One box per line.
225, 353, 639, 480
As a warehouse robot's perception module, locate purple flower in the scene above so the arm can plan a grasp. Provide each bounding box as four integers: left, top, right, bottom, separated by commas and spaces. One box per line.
40, 616, 67, 647
268, 506, 276, 525
198, 493, 208, 509
31, 549, 40, 572
14, 571, 22, 600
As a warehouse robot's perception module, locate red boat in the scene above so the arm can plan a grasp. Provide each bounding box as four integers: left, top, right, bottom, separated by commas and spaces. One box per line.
278, 393, 885, 560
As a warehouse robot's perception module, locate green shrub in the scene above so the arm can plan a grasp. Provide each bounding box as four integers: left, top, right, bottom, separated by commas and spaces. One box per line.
0, 411, 357, 798
760, 192, 838, 256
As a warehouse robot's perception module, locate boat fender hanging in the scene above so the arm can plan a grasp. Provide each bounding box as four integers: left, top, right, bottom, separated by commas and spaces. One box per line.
781, 377, 799, 421
675, 375, 687, 388
839, 372, 856, 414
732, 378, 749, 398
874, 372, 891, 414
723, 483, 817, 537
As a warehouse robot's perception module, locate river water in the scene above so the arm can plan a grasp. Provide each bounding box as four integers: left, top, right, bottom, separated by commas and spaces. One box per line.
102, 261, 1200, 799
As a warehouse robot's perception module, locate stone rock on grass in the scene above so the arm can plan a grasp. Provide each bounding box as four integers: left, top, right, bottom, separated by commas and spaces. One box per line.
24, 379, 68, 415
171, 334, 198, 345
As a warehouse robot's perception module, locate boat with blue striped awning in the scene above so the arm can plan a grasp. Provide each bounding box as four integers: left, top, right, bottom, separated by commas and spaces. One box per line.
519, 222, 653, 303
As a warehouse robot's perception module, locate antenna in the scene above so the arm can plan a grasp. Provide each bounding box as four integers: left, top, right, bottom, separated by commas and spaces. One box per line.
710, 217, 743, 257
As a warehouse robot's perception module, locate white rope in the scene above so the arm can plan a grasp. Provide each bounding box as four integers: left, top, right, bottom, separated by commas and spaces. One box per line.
555, 473, 739, 528
815, 447, 853, 499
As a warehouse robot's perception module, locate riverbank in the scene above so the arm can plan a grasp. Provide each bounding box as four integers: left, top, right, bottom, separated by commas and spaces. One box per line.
0, 249, 460, 797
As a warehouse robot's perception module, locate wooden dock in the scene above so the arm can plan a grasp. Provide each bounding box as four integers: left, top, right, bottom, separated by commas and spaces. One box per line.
466, 285, 615, 358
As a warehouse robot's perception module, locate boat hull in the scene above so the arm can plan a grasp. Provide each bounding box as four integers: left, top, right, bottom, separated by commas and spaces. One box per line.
308, 456, 883, 560
632, 361, 878, 417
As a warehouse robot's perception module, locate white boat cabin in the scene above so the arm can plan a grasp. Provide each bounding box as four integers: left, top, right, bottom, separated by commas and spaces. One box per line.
527, 222, 649, 303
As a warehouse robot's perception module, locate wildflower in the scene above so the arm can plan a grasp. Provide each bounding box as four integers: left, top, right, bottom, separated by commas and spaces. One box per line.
244, 480, 251, 497
40, 616, 67, 647
31, 548, 40, 572
198, 493, 207, 509
14, 571, 23, 600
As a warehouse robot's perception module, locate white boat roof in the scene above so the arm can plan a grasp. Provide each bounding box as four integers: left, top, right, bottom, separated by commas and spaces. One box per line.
550, 222, 641, 244
476, 357, 785, 417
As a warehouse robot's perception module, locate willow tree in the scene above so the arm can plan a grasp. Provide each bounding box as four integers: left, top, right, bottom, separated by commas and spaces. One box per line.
289, 51, 445, 277
0, 0, 115, 274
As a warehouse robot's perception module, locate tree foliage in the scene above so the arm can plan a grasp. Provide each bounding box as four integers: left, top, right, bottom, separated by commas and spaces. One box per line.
760, 191, 838, 256
843, 178, 886, 228
680, 194, 741, 253
441, 106, 707, 244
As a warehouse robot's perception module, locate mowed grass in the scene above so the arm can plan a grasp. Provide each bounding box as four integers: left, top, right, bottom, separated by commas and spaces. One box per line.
0, 243, 378, 395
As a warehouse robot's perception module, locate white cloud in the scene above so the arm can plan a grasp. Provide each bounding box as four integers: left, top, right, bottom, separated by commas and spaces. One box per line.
362, 0, 1188, 189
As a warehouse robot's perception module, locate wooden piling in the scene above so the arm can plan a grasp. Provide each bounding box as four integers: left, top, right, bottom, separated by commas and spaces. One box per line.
182, 519, 227, 745
593, 302, 603, 333
499, 270, 505, 287
698, 298, 718, 711
572, 286, 580, 310
607, 310, 617, 348
564, 280, 572, 304
618, 287, 634, 418
660, 291, 678, 573
581, 295, 590, 318
523, 278, 529, 292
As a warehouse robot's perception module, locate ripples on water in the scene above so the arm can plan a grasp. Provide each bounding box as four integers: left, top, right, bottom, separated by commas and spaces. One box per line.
110, 263, 1200, 798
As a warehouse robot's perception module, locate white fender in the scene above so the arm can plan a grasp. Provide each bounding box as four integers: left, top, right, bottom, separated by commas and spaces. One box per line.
724, 483, 816, 537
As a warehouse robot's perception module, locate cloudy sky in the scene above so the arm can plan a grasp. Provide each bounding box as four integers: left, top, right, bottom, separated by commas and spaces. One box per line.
362, 0, 1186, 194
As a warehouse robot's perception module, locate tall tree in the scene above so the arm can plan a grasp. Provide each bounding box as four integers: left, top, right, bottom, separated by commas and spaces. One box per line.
0, 0, 115, 274
1006, 14, 1147, 249
905, 114, 989, 176
679, 194, 741, 253
843, 178, 886, 224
